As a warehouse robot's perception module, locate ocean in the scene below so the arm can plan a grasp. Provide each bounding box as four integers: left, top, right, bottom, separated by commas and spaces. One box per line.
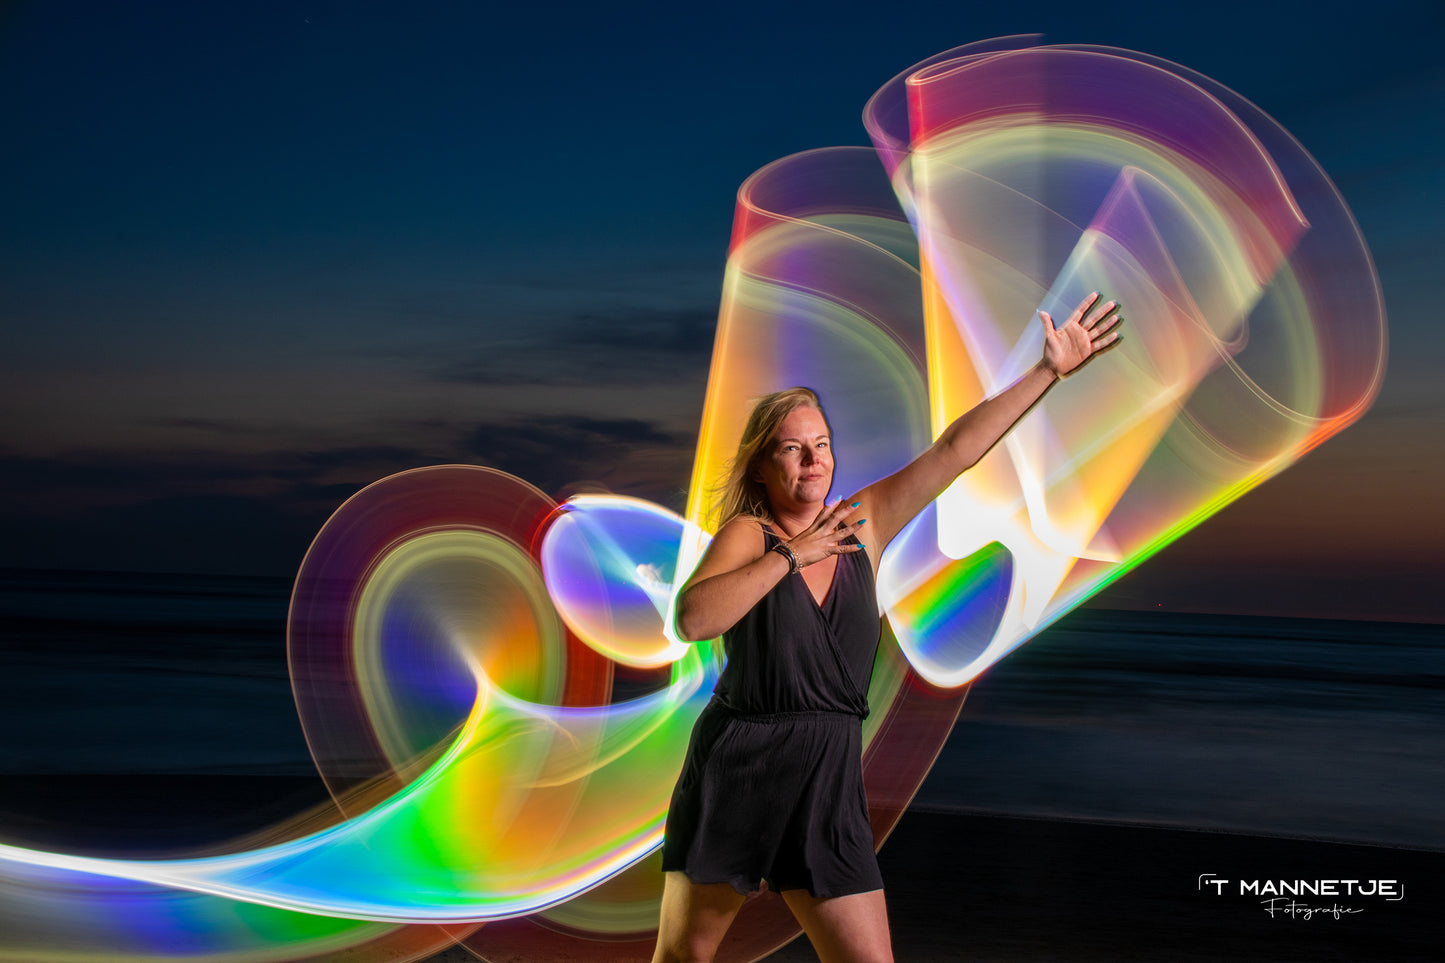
1, 567, 1440, 853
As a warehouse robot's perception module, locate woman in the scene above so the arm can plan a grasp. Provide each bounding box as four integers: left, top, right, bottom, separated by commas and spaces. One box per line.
654, 293, 1123, 963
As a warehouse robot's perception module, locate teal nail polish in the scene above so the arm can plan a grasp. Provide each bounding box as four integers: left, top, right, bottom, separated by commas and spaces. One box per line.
857, 519, 867, 525
851, 501, 860, 508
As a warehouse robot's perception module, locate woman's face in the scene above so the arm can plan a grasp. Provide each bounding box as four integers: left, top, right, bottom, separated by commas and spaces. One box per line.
755, 405, 833, 514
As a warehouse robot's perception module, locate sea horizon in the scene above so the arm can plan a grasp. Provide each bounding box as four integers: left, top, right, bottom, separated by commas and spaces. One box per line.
2, 566, 1440, 854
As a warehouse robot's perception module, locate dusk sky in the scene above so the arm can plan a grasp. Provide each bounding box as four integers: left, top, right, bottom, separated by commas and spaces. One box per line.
2, 0, 1441, 622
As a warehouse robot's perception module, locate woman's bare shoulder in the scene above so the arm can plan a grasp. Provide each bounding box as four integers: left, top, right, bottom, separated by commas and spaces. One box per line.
685, 515, 769, 585
712, 514, 768, 551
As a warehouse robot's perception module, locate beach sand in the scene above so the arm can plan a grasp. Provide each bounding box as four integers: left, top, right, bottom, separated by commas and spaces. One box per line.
2, 776, 1436, 962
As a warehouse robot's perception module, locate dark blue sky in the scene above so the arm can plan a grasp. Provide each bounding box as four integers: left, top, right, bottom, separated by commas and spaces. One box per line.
1, 0, 1441, 620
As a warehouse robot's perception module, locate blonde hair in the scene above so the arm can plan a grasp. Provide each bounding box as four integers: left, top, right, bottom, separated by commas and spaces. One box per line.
714, 387, 829, 527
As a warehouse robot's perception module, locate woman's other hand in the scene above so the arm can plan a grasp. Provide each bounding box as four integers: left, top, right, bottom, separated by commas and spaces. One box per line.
1040, 292, 1123, 378
785, 499, 866, 568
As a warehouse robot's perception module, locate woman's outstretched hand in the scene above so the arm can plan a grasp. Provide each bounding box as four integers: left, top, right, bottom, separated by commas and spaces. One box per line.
1040, 292, 1123, 378
785, 499, 866, 568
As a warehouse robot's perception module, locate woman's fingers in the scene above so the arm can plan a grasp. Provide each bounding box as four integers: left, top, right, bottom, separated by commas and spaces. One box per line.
1092, 311, 1123, 354
820, 507, 865, 548
1093, 310, 1122, 332
828, 518, 866, 553
839, 513, 866, 551
789, 504, 868, 565
1045, 293, 1118, 334
822, 499, 861, 529
1082, 298, 1118, 330
1036, 292, 1123, 377
1069, 291, 1102, 326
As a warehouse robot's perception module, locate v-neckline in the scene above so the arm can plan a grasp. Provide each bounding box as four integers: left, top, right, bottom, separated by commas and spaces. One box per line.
803, 554, 841, 611
767, 525, 841, 610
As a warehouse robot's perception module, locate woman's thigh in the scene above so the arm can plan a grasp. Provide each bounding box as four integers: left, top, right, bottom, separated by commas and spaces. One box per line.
652, 871, 748, 963
781, 887, 893, 963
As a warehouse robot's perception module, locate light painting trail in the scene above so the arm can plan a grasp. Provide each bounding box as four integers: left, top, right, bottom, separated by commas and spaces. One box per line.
0, 38, 1384, 963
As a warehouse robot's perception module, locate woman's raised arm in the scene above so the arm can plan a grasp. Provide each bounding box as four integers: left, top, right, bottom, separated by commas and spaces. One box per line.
851, 292, 1122, 559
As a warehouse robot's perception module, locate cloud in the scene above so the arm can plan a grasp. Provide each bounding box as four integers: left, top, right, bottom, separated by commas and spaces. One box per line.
0, 408, 696, 575
0, 444, 434, 502
432, 306, 716, 387
464, 413, 691, 504
0, 445, 435, 574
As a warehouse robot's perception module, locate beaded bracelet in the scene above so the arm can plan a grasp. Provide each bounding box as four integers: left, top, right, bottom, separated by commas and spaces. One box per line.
770, 541, 800, 575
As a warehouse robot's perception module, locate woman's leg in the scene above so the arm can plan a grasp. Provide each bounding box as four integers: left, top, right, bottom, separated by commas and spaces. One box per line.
651, 871, 748, 963
780, 888, 893, 963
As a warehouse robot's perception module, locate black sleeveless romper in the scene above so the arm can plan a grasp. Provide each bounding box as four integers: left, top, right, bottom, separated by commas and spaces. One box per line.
660, 527, 884, 898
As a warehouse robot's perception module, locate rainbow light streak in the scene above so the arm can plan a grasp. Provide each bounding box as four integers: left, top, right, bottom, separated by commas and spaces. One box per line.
858, 41, 1384, 685
0, 38, 1383, 963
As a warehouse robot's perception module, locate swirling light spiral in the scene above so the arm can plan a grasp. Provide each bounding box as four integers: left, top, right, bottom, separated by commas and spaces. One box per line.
0, 37, 1383, 963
